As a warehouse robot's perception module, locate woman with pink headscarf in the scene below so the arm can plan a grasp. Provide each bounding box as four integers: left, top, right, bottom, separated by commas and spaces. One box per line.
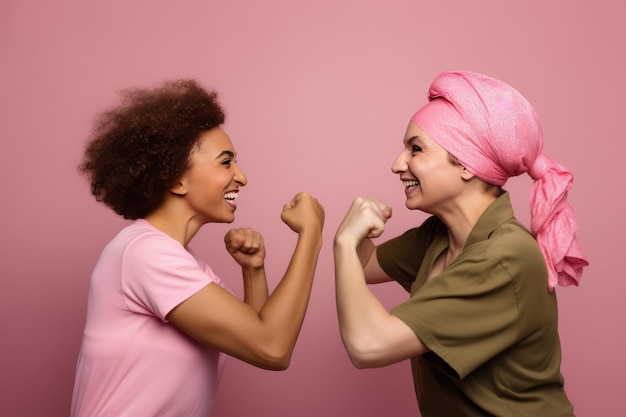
334, 71, 587, 416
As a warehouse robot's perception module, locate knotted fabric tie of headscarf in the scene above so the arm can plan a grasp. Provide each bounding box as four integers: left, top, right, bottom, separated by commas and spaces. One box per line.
528, 154, 588, 289
411, 71, 588, 290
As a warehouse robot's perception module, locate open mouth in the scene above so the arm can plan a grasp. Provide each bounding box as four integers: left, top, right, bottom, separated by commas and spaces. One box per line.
224, 192, 238, 206
402, 180, 419, 187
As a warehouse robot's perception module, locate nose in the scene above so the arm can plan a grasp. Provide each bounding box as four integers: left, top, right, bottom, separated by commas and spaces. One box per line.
234, 163, 248, 186
391, 150, 408, 174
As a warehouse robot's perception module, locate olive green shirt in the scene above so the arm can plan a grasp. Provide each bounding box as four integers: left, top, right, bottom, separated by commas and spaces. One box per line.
377, 192, 574, 417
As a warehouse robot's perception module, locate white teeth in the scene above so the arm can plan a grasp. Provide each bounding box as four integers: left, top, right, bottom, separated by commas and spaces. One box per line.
224, 192, 238, 200
402, 180, 419, 187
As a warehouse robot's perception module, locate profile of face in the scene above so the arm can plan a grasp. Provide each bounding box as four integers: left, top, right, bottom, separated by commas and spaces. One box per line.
176, 127, 248, 224
391, 122, 468, 214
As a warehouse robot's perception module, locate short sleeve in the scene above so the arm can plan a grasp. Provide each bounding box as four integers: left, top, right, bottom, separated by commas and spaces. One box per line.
121, 233, 219, 321
391, 247, 520, 380
377, 216, 445, 292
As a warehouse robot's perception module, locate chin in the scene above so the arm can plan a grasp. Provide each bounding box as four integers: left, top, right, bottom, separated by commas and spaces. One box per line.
405, 200, 420, 210
216, 214, 236, 223
405, 201, 430, 214
206, 213, 236, 224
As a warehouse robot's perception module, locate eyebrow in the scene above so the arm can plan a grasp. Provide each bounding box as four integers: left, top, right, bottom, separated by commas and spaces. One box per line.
216, 150, 235, 159
406, 135, 420, 144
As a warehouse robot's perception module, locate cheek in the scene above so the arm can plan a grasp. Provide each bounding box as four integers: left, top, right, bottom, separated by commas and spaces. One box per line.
407, 157, 426, 172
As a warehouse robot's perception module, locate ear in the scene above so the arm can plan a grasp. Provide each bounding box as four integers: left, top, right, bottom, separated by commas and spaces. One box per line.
170, 181, 188, 196
460, 166, 475, 181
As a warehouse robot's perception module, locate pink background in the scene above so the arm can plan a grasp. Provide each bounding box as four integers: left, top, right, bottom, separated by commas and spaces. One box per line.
1, 1, 623, 416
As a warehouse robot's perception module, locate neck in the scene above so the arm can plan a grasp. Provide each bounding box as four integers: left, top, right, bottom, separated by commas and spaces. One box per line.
439, 191, 497, 262
144, 196, 202, 247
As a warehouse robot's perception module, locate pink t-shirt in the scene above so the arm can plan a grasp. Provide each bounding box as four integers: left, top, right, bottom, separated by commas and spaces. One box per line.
71, 219, 228, 417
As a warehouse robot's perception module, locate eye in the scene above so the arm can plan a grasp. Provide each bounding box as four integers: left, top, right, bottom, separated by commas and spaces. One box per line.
220, 159, 232, 167
411, 144, 423, 153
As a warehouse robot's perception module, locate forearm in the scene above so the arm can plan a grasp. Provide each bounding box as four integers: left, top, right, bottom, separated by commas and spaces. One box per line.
242, 265, 269, 312
334, 237, 397, 367
356, 237, 375, 267
257, 231, 322, 354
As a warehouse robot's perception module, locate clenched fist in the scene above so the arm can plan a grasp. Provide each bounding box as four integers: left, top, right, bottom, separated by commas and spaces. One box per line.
334, 197, 392, 247
224, 227, 266, 269
280, 192, 325, 235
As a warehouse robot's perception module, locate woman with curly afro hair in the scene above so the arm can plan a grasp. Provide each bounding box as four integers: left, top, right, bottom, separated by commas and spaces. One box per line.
71, 79, 325, 417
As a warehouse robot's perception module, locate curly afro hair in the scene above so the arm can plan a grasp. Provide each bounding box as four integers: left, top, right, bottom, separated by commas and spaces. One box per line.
79, 79, 225, 219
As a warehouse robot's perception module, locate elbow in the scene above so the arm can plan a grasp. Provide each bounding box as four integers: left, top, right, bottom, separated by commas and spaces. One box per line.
262, 355, 291, 371
271, 360, 291, 371
342, 338, 385, 369
348, 354, 372, 370
346, 350, 379, 370
254, 344, 294, 371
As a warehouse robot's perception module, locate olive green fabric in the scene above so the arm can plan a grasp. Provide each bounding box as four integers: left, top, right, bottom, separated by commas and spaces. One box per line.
377, 192, 574, 417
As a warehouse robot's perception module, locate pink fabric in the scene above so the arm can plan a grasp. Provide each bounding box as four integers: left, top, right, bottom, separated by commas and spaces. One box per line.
71, 219, 227, 417
411, 71, 588, 290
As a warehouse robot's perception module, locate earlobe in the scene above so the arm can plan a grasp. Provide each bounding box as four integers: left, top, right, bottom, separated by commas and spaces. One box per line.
170, 182, 188, 196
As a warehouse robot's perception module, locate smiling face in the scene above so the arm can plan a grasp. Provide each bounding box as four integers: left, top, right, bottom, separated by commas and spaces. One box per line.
177, 127, 247, 224
391, 122, 467, 215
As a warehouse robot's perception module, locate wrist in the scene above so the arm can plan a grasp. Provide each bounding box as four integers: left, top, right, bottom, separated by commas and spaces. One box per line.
297, 228, 323, 247
242, 264, 265, 278
333, 233, 360, 251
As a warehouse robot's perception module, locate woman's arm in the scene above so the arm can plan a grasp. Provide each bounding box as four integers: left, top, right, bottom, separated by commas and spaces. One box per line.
356, 238, 393, 284
167, 192, 324, 370
334, 197, 428, 368
241, 264, 269, 312
223, 227, 269, 312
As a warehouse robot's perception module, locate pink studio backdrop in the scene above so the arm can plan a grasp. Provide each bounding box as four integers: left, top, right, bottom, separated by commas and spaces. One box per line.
1, 1, 623, 416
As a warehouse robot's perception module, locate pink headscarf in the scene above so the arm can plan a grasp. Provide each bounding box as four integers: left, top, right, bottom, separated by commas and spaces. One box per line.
411, 71, 588, 290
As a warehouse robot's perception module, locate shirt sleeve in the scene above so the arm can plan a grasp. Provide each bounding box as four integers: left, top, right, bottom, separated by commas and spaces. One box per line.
390, 246, 520, 380
376, 216, 443, 292
120, 232, 220, 321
